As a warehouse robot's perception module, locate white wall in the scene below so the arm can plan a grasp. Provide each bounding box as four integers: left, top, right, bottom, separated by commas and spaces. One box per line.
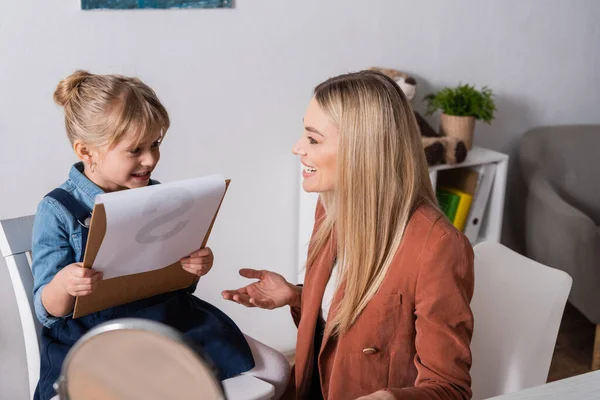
1, 0, 599, 397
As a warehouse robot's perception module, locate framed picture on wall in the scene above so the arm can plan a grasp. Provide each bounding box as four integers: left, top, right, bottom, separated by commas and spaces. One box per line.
81, 0, 232, 10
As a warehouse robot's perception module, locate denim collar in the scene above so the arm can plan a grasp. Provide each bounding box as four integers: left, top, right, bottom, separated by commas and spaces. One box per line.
68, 162, 105, 211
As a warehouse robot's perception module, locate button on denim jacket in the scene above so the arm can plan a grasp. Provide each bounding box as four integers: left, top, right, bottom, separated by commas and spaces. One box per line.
31, 163, 159, 328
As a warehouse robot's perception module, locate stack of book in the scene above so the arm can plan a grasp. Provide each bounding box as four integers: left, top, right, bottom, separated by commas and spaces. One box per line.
435, 163, 497, 243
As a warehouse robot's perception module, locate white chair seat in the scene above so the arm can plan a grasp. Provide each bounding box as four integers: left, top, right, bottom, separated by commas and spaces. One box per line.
223, 374, 275, 400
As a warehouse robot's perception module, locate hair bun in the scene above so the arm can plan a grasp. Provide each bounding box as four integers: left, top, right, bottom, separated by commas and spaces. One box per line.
53, 70, 92, 107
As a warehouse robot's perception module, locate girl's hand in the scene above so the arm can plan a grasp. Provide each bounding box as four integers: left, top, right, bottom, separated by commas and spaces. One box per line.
180, 247, 214, 277
56, 262, 103, 297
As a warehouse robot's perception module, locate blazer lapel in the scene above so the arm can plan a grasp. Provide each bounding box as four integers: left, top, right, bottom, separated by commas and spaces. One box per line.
319, 279, 345, 356
295, 234, 336, 398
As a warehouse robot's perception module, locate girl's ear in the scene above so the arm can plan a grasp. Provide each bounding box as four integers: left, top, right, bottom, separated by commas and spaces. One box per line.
73, 140, 94, 164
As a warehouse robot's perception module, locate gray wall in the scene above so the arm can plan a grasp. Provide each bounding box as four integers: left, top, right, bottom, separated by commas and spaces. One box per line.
2, 0, 600, 397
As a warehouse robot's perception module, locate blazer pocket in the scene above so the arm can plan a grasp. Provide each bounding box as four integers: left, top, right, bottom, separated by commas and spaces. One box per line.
369, 291, 403, 314
349, 292, 412, 348
340, 294, 402, 392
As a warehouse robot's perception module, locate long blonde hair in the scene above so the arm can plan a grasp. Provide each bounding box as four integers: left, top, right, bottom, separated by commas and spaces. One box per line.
54, 70, 170, 149
306, 70, 437, 337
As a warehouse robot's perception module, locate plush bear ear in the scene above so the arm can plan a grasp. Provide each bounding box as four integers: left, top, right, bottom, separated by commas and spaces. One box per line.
395, 76, 416, 102
368, 67, 403, 80
443, 137, 468, 165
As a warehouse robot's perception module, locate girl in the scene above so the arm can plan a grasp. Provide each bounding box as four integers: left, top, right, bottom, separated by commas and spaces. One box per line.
32, 70, 289, 400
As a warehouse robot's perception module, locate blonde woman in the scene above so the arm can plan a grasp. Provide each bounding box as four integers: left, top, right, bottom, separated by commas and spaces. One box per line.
223, 70, 475, 400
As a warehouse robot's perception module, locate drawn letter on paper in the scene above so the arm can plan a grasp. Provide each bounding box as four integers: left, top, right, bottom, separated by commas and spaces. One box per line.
91, 175, 226, 280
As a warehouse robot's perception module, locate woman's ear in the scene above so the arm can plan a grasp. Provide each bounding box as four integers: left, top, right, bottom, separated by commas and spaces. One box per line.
73, 140, 94, 165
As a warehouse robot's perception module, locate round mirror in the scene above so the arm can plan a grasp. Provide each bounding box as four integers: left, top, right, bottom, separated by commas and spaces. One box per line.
54, 318, 225, 400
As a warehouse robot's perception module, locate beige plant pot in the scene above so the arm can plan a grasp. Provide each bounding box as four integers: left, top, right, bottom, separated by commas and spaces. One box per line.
440, 113, 476, 150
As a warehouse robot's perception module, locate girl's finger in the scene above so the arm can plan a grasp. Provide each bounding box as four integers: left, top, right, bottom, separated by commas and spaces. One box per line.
181, 259, 211, 267
189, 248, 212, 258
182, 265, 207, 276
72, 278, 95, 286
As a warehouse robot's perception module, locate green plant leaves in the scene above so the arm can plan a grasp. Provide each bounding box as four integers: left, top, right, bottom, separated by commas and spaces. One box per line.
424, 83, 496, 124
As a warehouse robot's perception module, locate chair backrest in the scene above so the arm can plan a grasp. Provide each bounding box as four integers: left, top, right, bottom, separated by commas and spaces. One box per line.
519, 125, 600, 224
469, 241, 572, 400
0, 215, 40, 400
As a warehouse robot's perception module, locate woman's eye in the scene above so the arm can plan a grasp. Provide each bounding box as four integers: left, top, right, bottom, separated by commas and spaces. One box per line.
308, 136, 318, 145
151, 140, 161, 148
128, 148, 140, 155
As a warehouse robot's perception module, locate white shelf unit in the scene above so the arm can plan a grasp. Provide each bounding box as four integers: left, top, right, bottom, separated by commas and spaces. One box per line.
296, 146, 509, 279
429, 146, 509, 245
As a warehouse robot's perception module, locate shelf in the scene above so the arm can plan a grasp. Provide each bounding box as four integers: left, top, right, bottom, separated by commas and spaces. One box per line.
428, 146, 508, 172
429, 146, 509, 245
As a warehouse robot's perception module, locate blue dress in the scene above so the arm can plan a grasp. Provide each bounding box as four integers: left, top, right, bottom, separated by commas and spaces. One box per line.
32, 163, 254, 400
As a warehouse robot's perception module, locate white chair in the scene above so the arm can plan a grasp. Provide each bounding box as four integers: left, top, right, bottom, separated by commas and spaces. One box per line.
0, 215, 275, 400
470, 241, 573, 400
0, 215, 39, 399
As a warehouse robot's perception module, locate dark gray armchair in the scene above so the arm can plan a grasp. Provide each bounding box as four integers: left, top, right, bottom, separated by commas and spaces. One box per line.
519, 125, 600, 370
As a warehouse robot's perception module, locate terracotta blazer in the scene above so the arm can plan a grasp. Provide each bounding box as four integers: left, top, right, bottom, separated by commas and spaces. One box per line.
286, 202, 475, 399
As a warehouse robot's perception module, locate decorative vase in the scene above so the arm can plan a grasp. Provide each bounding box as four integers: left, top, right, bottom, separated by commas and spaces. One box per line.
440, 113, 476, 150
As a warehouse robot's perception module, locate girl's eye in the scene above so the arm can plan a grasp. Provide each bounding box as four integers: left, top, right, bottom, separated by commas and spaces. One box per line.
151, 140, 161, 148
128, 148, 140, 155
308, 136, 318, 145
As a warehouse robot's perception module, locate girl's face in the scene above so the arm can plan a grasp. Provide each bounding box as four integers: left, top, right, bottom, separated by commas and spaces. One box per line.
86, 131, 162, 193
292, 97, 339, 193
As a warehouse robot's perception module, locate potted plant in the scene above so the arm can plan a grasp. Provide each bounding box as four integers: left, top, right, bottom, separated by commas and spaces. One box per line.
424, 83, 496, 150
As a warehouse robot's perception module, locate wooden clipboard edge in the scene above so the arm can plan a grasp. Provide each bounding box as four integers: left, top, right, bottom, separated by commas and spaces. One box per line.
200, 179, 230, 249
190, 178, 231, 286
81, 204, 106, 269
73, 201, 106, 316
73, 178, 231, 318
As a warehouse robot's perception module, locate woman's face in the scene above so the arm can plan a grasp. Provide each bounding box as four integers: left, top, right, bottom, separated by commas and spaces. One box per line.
292, 97, 339, 193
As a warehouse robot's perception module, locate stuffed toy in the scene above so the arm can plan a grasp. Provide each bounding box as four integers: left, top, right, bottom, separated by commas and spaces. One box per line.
368, 67, 468, 166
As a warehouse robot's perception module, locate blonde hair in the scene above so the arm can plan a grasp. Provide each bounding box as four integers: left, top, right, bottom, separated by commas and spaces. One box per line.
307, 70, 437, 337
53, 70, 170, 149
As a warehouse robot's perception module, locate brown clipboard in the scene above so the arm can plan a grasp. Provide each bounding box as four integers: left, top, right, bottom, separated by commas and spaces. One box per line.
72, 179, 231, 318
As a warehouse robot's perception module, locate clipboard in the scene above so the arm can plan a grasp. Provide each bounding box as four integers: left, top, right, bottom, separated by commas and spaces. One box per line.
73, 179, 231, 318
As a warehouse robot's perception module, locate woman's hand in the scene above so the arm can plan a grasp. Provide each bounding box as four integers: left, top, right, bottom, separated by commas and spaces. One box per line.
355, 390, 395, 400
181, 247, 214, 277
222, 269, 301, 310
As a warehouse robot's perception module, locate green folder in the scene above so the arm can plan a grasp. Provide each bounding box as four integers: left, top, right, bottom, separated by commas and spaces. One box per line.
436, 188, 460, 222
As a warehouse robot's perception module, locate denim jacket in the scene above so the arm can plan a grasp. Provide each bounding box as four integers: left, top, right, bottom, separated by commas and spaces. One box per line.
31, 163, 159, 328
